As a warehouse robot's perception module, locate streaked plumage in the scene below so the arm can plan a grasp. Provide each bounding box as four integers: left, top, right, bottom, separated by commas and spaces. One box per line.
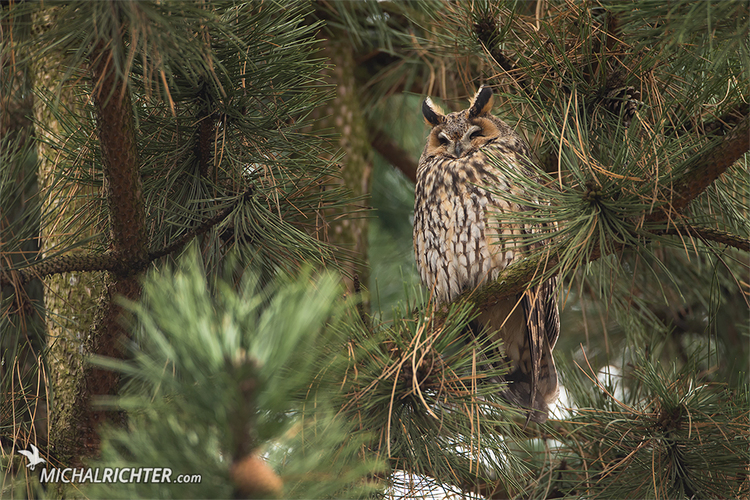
413, 86, 559, 422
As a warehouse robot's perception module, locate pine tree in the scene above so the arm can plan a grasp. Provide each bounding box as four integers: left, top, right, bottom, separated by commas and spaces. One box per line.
1, 0, 368, 496
346, 1, 749, 497
1, 1, 748, 499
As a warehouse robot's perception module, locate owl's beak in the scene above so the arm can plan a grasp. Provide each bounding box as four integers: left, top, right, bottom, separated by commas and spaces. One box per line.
452, 137, 473, 158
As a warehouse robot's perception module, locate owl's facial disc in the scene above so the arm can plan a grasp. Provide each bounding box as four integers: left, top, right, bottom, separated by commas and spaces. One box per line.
427, 115, 496, 159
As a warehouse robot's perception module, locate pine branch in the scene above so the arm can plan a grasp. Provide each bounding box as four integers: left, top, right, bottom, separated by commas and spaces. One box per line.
370, 127, 418, 183
0, 194, 244, 287
147, 192, 246, 261
652, 224, 750, 252
194, 83, 215, 179
463, 114, 750, 312
0, 254, 118, 287
443, 461, 514, 500
701, 103, 749, 137
458, 253, 558, 313
91, 41, 147, 265
74, 36, 151, 458
661, 112, 750, 217
471, 7, 529, 92
464, 221, 748, 318
473, 18, 515, 74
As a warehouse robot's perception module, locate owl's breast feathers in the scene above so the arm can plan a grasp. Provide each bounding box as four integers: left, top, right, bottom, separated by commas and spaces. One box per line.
414, 143, 523, 303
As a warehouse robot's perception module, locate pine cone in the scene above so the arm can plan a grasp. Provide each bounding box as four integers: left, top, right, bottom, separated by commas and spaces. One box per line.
230, 454, 283, 499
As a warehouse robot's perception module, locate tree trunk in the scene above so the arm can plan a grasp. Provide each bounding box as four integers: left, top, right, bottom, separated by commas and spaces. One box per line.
314, 36, 372, 295
81, 36, 148, 456
33, 11, 105, 466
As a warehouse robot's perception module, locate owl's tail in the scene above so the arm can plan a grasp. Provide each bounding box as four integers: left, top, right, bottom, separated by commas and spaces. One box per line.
472, 278, 560, 423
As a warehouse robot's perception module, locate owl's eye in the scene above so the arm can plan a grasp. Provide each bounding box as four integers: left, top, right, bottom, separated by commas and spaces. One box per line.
437, 132, 450, 146
463, 125, 482, 141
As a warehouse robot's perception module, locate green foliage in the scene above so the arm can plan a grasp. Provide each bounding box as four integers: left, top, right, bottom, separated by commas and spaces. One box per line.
368, 93, 424, 317
544, 344, 750, 499
13, 0, 347, 278
334, 290, 538, 497
85, 248, 382, 499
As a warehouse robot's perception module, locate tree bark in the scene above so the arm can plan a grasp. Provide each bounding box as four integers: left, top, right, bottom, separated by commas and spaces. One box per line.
32, 11, 105, 466
78, 37, 148, 457
313, 35, 373, 294
33, 11, 149, 464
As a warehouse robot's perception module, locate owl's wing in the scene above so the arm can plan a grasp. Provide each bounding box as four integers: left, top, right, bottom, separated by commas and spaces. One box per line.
517, 158, 560, 422
521, 275, 560, 424
540, 276, 560, 349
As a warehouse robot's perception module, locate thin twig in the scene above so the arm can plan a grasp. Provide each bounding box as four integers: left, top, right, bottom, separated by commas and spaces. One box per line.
0, 190, 250, 287
370, 128, 418, 183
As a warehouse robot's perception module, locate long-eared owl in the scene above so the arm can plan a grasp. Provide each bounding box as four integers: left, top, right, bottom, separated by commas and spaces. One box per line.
413, 86, 560, 422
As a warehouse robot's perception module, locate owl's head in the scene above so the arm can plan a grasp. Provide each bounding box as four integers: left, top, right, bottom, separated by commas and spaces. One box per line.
422, 86, 512, 159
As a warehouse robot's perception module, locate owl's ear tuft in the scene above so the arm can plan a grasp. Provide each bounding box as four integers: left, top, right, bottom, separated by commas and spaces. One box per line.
422, 97, 445, 126
469, 86, 494, 117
